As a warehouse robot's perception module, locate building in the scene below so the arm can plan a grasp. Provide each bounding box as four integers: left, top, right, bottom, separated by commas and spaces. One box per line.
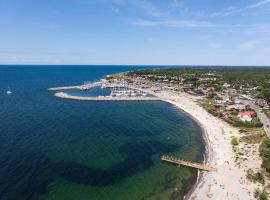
237, 111, 255, 122
226, 103, 248, 111
256, 99, 268, 108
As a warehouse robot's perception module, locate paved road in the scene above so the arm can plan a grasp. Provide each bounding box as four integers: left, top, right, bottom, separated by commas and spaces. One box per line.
240, 99, 270, 138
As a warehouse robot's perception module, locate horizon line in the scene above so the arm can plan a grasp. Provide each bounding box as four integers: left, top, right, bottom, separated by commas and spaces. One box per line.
0, 64, 270, 68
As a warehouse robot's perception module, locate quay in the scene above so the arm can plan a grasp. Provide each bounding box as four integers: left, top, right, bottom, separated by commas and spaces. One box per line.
48, 83, 97, 91
54, 92, 160, 101
48, 86, 82, 91
161, 155, 215, 172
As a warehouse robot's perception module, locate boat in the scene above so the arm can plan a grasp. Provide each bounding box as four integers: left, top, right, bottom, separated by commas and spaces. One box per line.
79, 86, 88, 91
6, 87, 12, 95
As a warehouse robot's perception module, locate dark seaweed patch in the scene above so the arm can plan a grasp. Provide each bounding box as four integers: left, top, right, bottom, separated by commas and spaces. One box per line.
0, 141, 181, 200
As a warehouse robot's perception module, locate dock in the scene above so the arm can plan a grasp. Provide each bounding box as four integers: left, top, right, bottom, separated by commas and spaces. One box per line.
48, 86, 81, 91
54, 92, 160, 101
161, 155, 215, 172
48, 83, 97, 91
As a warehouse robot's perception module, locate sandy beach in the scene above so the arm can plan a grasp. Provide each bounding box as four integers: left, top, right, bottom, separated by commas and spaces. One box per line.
142, 89, 262, 200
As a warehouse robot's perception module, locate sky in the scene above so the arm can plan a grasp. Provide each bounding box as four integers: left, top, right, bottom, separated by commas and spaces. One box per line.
0, 0, 270, 66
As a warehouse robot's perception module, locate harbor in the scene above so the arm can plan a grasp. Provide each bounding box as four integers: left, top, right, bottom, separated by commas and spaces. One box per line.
49, 81, 156, 101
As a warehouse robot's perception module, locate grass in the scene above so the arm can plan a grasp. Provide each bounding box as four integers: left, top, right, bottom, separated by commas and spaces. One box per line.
254, 188, 268, 200
224, 115, 263, 128
231, 137, 239, 146
240, 129, 266, 144
260, 138, 270, 173
264, 109, 270, 119
246, 169, 265, 184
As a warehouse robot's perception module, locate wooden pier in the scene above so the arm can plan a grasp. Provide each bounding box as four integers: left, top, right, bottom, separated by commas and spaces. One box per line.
161, 155, 215, 172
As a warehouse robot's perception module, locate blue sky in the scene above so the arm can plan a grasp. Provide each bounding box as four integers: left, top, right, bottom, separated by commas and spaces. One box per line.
0, 0, 270, 65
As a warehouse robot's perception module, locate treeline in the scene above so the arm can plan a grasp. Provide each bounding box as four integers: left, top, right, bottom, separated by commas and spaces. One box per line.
128, 67, 270, 101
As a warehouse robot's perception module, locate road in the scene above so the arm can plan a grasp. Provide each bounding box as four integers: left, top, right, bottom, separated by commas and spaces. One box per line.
240, 99, 270, 138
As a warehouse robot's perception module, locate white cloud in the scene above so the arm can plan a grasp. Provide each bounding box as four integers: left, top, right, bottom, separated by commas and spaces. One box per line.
131, 18, 215, 28
212, 0, 270, 17
239, 41, 260, 49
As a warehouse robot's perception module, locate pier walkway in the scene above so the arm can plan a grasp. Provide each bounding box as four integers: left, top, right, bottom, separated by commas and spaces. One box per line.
161, 155, 215, 172
48, 83, 96, 91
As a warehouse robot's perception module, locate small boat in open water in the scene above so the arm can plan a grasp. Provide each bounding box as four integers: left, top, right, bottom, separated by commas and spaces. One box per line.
6, 87, 12, 95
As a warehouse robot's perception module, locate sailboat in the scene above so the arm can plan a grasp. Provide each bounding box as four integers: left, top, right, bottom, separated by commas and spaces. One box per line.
6, 87, 12, 95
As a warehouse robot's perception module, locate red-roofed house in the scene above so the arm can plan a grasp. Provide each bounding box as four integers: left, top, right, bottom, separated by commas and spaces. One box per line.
237, 111, 255, 122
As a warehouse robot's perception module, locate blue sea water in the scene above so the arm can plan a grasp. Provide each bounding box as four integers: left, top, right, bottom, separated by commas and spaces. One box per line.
0, 65, 204, 200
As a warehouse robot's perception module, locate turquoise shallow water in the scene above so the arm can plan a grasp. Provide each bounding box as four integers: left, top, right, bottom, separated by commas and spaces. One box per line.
0, 66, 204, 200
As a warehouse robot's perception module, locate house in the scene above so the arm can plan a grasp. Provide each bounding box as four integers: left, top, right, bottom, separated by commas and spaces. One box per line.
256, 99, 268, 108
226, 103, 248, 111
237, 111, 255, 122
223, 112, 229, 119
223, 83, 231, 88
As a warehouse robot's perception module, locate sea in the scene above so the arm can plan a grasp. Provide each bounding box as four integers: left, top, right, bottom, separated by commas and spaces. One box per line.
0, 65, 204, 200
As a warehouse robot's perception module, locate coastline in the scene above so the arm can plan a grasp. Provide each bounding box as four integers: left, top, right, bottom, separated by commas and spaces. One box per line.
141, 88, 260, 200
49, 82, 261, 199
164, 99, 211, 200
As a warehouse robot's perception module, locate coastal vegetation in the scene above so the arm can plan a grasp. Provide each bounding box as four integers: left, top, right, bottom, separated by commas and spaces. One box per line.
199, 98, 263, 128
240, 129, 265, 144
246, 169, 265, 184
254, 188, 268, 200
260, 138, 270, 173
264, 110, 270, 119
231, 137, 239, 146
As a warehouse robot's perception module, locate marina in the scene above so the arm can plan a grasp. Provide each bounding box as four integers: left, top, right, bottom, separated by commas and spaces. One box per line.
49, 81, 154, 101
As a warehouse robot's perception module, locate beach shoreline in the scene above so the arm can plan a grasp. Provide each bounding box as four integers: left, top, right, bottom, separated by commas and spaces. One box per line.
49, 82, 261, 199
148, 93, 213, 200
145, 89, 261, 200
165, 99, 212, 200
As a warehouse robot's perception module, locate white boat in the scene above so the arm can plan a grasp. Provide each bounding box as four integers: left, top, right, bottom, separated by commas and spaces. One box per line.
6, 87, 12, 95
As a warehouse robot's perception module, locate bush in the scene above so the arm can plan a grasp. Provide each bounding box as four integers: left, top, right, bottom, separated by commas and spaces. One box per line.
254, 188, 268, 200
259, 191, 267, 200
246, 169, 265, 184
231, 137, 239, 146
224, 115, 263, 128
260, 138, 270, 173
240, 133, 265, 144
254, 188, 260, 198
264, 109, 270, 118
239, 129, 248, 133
